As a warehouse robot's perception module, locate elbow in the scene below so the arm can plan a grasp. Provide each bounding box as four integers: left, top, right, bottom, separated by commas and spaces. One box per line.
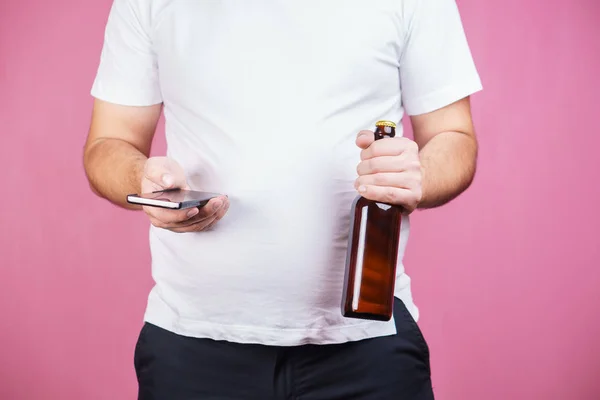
87, 180, 103, 198
468, 135, 479, 184
82, 142, 104, 199
461, 136, 478, 193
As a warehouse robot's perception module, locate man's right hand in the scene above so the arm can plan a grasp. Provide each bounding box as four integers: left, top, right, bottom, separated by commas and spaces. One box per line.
141, 157, 230, 233
83, 100, 229, 229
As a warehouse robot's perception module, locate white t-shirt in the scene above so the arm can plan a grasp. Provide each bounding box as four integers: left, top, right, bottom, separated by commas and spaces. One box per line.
92, 0, 482, 346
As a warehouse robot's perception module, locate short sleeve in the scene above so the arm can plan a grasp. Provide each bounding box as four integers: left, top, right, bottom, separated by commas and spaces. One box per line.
90, 0, 162, 106
399, 0, 482, 116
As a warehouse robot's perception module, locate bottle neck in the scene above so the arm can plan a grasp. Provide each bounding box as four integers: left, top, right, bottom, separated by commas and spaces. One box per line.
374, 125, 396, 140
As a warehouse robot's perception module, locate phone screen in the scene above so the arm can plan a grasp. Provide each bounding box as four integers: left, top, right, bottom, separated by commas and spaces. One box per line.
137, 189, 218, 203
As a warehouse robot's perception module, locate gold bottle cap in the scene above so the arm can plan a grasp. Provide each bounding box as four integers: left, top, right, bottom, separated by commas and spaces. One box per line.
375, 120, 397, 128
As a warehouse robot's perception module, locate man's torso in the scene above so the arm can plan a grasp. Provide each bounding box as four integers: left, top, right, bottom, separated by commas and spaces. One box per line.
139, 0, 417, 345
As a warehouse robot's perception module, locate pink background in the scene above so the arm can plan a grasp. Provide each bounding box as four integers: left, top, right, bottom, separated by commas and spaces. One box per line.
1, 0, 599, 399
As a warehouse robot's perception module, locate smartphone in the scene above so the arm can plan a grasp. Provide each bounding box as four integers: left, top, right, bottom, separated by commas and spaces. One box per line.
127, 188, 222, 210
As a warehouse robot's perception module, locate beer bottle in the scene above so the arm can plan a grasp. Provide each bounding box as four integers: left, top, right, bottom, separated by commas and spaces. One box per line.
341, 120, 403, 321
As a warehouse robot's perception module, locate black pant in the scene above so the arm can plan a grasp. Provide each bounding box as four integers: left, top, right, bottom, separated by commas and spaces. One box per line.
134, 298, 434, 400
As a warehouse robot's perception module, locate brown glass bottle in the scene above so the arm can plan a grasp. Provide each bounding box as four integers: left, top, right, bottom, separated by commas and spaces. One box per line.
341, 120, 403, 321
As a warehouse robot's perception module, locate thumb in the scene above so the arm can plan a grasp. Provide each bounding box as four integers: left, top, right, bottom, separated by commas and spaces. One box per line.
356, 130, 375, 150
159, 172, 176, 188
143, 157, 188, 190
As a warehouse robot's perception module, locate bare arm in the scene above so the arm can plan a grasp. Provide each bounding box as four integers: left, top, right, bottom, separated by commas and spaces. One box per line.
411, 96, 478, 209
83, 99, 162, 210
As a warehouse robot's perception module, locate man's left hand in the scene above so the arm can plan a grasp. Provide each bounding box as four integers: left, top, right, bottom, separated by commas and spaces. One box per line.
355, 130, 423, 214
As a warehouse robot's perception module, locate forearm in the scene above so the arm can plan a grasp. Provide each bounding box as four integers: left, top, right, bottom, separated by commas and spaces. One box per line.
417, 131, 477, 209
83, 138, 146, 210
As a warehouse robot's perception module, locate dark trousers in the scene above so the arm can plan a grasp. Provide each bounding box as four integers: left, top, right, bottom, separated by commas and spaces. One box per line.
134, 298, 434, 400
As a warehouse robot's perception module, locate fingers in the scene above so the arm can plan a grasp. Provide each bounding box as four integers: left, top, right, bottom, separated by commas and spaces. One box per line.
357, 155, 420, 175
169, 215, 218, 233
355, 172, 420, 191
357, 185, 421, 209
173, 198, 229, 232
181, 196, 229, 227
355, 132, 423, 212
145, 195, 230, 233
210, 196, 230, 221
359, 136, 418, 161
145, 206, 198, 226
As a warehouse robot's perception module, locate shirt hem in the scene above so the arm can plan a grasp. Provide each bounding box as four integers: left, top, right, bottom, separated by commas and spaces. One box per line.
143, 311, 399, 347
403, 77, 483, 116
90, 84, 163, 107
